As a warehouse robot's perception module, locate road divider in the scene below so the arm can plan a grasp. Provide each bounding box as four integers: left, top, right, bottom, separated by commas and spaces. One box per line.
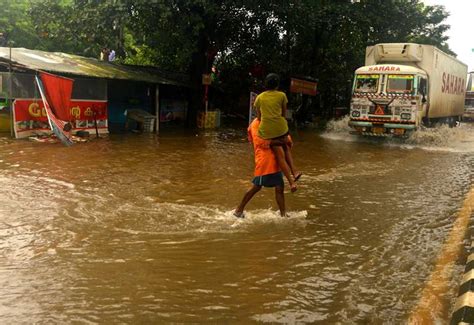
409, 187, 474, 324
451, 187, 474, 324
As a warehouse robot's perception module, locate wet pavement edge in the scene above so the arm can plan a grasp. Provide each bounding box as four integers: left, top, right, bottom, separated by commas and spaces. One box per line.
451, 199, 474, 324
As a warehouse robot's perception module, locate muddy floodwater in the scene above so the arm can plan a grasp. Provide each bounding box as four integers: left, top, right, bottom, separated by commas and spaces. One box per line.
0, 119, 473, 323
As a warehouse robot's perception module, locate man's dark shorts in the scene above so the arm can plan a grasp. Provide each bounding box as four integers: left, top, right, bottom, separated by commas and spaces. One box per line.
252, 172, 284, 187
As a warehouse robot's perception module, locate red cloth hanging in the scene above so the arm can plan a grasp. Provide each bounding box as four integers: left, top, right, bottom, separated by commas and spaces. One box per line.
39, 72, 74, 121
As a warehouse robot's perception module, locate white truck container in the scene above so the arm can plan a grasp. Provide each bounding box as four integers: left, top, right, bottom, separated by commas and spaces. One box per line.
349, 43, 467, 136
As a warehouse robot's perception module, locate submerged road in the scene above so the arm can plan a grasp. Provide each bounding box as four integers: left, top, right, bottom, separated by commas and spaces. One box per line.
0, 119, 473, 323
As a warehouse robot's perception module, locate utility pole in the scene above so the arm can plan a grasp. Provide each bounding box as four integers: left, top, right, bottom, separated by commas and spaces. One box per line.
8, 44, 13, 138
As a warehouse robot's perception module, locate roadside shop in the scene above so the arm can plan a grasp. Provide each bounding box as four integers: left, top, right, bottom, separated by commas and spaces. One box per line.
0, 47, 190, 138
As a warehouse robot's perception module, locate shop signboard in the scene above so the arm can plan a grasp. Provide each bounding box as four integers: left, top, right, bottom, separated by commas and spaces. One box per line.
202, 74, 212, 85
290, 78, 318, 96
13, 99, 108, 138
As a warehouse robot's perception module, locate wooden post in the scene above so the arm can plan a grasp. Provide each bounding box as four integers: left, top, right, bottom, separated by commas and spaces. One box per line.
8, 46, 13, 138
155, 84, 160, 134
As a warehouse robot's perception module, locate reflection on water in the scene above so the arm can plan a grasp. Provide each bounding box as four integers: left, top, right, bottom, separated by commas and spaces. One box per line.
0, 122, 473, 323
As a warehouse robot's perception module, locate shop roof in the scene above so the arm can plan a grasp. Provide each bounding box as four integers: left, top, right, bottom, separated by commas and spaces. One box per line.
0, 47, 190, 87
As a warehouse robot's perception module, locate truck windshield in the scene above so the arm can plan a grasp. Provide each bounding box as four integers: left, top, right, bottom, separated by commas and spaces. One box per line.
354, 74, 379, 93
387, 74, 414, 94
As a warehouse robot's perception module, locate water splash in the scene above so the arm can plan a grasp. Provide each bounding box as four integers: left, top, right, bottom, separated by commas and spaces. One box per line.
324, 116, 353, 134
402, 123, 474, 153
110, 203, 308, 235
322, 117, 474, 153
320, 116, 361, 143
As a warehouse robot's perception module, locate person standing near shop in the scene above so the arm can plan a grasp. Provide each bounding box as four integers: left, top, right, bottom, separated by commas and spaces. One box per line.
108, 49, 116, 62
100, 48, 110, 61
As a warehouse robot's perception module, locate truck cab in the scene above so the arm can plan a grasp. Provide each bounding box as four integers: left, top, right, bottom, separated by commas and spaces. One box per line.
349, 43, 467, 136
349, 64, 428, 136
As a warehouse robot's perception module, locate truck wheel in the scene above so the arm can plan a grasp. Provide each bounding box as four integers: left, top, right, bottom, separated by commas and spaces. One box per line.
429, 117, 441, 127
456, 116, 462, 127
448, 117, 456, 128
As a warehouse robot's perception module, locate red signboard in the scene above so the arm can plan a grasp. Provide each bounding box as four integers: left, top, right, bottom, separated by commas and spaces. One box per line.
202, 74, 212, 85
13, 99, 108, 138
290, 78, 318, 96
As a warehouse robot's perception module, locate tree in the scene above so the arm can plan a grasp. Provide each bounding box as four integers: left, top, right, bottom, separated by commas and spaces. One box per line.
29, 0, 128, 57
0, 0, 40, 48
26, 0, 453, 120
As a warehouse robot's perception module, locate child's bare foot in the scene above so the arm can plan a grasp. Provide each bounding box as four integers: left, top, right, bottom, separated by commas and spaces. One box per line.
290, 183, 297, 193
293, 172, 302, 182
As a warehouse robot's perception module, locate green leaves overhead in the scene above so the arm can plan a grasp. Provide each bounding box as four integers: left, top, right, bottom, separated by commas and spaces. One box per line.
0, 0, 40, 48
1, 0, 453, 112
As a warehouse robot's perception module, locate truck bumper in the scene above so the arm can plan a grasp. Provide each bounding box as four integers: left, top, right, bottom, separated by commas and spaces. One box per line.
348, 120, 417, 136
349, 121, 417, 130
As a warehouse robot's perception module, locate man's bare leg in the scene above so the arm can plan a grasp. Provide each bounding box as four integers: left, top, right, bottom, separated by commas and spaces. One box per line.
275, 185, 286, 217
234, 184, 262, 217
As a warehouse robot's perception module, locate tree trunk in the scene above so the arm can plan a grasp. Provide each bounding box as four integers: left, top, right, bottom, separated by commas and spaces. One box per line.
186, 30, 209, 127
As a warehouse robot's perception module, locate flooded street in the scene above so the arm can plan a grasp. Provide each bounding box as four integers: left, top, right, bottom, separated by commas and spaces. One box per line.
0, 120, 473, 323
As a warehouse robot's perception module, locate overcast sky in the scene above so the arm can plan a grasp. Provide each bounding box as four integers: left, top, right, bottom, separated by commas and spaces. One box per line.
422, 0, 473, 70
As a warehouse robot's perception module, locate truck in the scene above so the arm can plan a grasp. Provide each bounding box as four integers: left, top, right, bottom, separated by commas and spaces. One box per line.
463, 72, 474, 121
349, 43, 468, 136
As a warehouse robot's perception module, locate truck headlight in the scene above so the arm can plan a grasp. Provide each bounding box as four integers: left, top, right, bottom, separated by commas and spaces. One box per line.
401, 113, 411, 120
351, 110, 361, 118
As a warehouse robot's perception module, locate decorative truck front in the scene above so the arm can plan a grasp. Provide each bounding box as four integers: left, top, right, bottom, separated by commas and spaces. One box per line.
349, 43, 468, 136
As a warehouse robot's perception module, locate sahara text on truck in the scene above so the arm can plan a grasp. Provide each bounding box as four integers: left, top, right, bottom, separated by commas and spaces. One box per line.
349, 43, 467, 136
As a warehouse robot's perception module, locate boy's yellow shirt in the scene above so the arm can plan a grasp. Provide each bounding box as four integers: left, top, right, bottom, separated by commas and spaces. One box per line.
254, 90, 289, 139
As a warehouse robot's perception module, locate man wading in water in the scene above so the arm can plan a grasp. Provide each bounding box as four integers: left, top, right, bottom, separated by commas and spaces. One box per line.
233, 118, 298, 218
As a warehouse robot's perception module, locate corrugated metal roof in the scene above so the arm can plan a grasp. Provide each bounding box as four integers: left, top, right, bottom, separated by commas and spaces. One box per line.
0, 47, 189, 87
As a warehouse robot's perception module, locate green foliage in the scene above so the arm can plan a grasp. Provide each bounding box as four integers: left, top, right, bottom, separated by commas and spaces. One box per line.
29, 0, 128, 57
1, 0, 455, 115
0, 0, 40, 48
